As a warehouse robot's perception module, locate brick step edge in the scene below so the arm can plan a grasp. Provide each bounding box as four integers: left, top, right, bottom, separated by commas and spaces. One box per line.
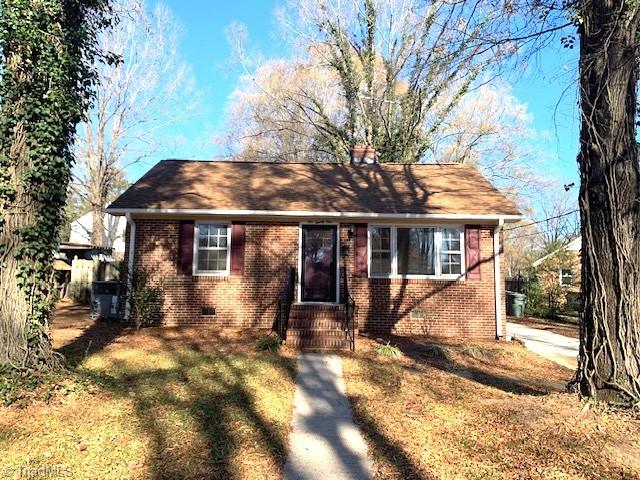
287, 326, 347, 333
287, 330, 347, 339
286, 338, 350, 349
288, 320, 345, 329
289, 310, 344, 318
290, 304, 345, 312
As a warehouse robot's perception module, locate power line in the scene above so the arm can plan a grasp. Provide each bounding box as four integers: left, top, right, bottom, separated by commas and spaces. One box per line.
503, 209, 579, 232
505, 230, 557, 241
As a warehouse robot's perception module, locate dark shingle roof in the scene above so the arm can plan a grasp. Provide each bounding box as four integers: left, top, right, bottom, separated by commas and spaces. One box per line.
108, 160, 520, 218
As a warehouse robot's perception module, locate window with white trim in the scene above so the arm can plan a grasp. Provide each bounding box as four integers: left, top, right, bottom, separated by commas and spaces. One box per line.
370, 226, 392, 275
195, 223, 230, 274
440, 227, 463, 275
559, 268, 573, 286
369, 225, 464, 278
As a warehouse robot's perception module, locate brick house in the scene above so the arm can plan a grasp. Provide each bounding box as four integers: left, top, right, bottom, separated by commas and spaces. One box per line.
107, 159, 521, 348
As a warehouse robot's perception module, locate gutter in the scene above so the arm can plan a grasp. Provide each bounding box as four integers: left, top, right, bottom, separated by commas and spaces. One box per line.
124, 213, 136, 321
494, 218, 504, 339
106, 208, 522, 223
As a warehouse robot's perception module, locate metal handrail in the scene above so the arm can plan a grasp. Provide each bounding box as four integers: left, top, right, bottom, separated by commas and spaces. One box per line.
340, 266, 356, 351
273, 266, 295, 342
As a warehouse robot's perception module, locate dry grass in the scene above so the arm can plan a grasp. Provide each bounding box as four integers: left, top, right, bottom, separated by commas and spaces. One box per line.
3, 303, 639, 479
0, 301, 297, 480
342, 335, 640, 480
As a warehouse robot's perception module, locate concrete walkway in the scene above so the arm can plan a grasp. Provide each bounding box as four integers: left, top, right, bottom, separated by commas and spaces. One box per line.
508, 322, 579, 369
284, 353, 373, 480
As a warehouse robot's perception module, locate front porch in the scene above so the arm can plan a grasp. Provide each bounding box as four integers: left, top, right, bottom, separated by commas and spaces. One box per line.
274, 266, 356, 351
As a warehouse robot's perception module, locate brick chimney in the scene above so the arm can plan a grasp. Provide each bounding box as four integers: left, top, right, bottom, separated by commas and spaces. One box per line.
350, 144, 377, 164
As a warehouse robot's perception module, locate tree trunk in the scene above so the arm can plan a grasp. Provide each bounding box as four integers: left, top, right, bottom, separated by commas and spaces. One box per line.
575, 0, 640, 404
0, 0, 109, 370
87, 160, 109, 247
91, 205, 106, 247
0, 125, 45, 368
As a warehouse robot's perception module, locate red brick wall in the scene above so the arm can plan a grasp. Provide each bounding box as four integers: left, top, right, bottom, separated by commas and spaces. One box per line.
339, 224, 504, 338
125, 220, 298, 327
125, 219, 504, 338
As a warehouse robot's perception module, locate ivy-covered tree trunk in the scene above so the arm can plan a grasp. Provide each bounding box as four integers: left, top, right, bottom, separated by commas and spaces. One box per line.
0, 0, 111, 369
575, 0, 640, 404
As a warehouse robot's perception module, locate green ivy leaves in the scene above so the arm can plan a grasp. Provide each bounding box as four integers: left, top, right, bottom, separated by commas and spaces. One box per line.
0, 0, 113, 368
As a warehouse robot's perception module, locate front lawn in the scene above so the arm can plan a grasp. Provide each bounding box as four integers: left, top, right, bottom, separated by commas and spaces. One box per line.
3, 305, 639, 479
0, 302, 297, 480
343, 335, 640, 479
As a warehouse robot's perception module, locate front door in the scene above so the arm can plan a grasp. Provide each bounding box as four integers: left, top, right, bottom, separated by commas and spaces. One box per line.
301, 225, 337, 302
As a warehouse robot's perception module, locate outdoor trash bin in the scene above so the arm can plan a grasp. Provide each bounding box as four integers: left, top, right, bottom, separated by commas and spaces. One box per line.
506, 291, 526, 318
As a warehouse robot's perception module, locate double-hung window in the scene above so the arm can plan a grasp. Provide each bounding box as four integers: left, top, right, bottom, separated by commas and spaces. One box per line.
194, 223, 230, 275
370, 226, 393, 275
440, 228, 463, 275
369, 226, 464, 279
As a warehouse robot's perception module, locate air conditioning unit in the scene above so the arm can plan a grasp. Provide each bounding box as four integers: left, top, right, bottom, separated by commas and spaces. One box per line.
91, 281, 123, 320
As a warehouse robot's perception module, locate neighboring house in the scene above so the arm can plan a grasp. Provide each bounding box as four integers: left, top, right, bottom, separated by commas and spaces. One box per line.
531, 236, 581, 309
106, 159, 521, 348
69, 211, 127, 256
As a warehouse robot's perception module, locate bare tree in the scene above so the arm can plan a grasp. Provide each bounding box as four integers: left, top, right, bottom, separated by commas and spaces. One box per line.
74, 0, 197, 246
503, 220, 540, 277
223, 4, 556, 208
226, 0, 521, 164
537, 188, 580, 249
222, 56, 344, 162
430, 82, 537, 172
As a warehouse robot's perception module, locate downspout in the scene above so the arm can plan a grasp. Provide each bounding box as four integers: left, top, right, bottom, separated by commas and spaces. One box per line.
124, 213, 136, 321
494, 218, 504, 339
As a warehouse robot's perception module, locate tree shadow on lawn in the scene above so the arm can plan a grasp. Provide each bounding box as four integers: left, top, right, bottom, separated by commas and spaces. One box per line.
112, 348, 294, 480
53, 302, 132, 366
340, 336, 608, 479
348, 392, 438, 480
54, 314, 297, 480
365, 334, 565, 396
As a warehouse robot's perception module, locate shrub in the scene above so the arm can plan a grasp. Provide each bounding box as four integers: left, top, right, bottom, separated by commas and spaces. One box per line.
0, 370, 23, 406
128, 269, 164, 329
460, 345, 495, 360
375, 342, 402, 357
256, 334, 281, 352
524, 275, 558, 319
563, 292, 581, 314
420, 342, 454, 361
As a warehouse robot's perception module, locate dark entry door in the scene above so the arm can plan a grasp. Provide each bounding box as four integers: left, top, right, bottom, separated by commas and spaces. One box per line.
301, 225, 337, 302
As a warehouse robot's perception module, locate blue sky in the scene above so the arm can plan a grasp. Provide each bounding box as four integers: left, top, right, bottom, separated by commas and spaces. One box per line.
140, 0, 581, 190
